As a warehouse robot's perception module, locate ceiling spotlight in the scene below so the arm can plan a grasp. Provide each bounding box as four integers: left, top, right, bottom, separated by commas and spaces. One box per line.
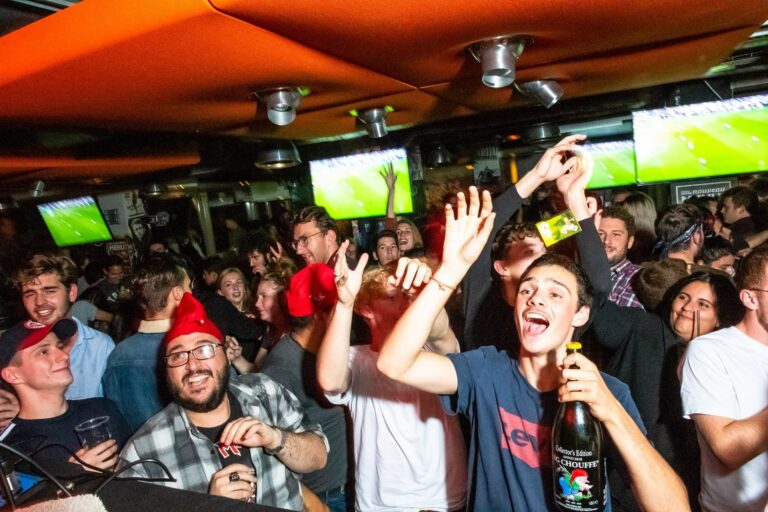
30, 180, 45, 198
255, 142, 301, 170
260, 88, 302, 126
356, 107, 390, 138
468, 36, 531, 88
427, 145, 452, 167
145, 183, 165, 197
516, 80, 564, 108
0, 197, 18, 211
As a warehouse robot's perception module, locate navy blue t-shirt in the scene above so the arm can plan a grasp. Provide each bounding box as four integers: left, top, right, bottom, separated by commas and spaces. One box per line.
1, 398, 131, 478
441, 347, 646, 512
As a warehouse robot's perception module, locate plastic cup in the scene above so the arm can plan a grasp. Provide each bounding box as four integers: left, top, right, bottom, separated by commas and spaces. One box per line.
74, 416, 112, 450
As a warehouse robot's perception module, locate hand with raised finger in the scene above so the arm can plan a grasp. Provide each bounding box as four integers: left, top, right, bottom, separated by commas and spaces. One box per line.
439, 187, 495, 277
225, 336, 242, 361
334, 240, 368, 307
209, 464, 257, 501
268, 241, 284, 262
70, 439, 119, 472
530, 134, 588, 182
221, 417, 280, 449
379, 162, 397, 190
559, 352, 621, 423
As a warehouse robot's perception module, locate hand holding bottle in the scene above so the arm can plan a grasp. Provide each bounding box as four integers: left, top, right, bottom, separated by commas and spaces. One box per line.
558, 351, 621, 423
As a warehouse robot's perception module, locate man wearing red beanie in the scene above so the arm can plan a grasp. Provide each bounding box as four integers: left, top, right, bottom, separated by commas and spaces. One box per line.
118, 293, 328, 511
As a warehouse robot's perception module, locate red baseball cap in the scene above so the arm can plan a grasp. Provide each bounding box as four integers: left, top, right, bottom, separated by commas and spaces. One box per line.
0, 319, 77, 369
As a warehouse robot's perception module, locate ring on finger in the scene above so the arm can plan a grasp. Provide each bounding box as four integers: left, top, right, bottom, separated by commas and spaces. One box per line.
229, 472, 240, 482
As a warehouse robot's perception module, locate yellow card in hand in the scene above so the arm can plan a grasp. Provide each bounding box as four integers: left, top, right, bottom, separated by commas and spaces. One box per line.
535, 209, 582, 247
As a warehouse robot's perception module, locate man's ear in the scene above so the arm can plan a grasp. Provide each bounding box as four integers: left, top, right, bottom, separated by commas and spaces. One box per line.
1, 366, 21, 385
739, 289, 759, 311
572, 305, 591, 328
325, 230, 338, 246
627, 235, 635, 250
171, 286, 185, 303
372, 251, 379, 262
216, 290, 223, 297
67, 284, 78, 303
357, 306, 374, 321
492, 260, 509, 278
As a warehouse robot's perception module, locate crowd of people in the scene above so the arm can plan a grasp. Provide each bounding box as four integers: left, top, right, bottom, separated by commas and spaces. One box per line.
0, 135, 766, 511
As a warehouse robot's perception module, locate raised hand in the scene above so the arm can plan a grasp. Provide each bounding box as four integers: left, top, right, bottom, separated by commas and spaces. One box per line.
334, 240, 368, 306
439, 186, 495, 277
555, 148, 593, 197
209, 463, 257, 502
268, 241, 284, 262
530, 134, 587, 182
389, 257, 433, 291
379, 162, 397, 190
225, 336, 243, 361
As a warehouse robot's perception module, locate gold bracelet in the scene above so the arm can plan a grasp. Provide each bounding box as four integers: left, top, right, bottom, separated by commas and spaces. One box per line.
431, 276, 457, 292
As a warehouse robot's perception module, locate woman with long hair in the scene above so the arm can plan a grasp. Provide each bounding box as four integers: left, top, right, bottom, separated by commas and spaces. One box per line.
216, 267, 252, 314
619, 191, 657, 263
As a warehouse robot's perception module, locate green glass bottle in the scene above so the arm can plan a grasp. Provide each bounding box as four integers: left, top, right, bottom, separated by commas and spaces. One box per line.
552, 342, 606, 511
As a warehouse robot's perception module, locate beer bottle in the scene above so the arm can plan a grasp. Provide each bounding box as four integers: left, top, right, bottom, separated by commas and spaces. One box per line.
552, 342, 606, 511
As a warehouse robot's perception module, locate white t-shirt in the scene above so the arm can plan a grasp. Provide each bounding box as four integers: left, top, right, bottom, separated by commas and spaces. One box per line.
681, 326, 768, 512
326, 345, 467, 512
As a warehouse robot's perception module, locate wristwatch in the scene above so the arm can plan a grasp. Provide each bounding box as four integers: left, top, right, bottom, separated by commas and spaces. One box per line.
264, 428, 286, 456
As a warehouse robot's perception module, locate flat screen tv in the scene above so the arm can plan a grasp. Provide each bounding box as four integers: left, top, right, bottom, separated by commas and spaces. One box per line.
633, 94, 768, 183
584, 140, 637, 190
37, 195, 113, 247
309, 148, 414, 220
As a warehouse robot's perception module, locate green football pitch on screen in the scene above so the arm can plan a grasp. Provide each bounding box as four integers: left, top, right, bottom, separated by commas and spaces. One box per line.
634, 95, 768, 183
310, 148, 414, 220
37, 196, 113, 247
585, 141, 637, 190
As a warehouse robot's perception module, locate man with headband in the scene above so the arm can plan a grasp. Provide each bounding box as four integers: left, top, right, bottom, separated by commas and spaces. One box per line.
655, 203, 705, 264
118, 293, 328, 510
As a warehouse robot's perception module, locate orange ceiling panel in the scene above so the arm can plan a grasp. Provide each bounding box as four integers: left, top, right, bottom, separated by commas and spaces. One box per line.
0, 0, 412, 132
0, 154, 200, 179
211, 0, 767, 86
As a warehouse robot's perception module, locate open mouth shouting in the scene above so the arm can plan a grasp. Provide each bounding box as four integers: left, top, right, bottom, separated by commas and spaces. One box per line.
183, 370, 213, 393
521, 310, 550, 337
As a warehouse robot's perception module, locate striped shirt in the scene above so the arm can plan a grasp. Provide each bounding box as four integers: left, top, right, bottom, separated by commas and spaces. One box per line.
117, 373, 328, 511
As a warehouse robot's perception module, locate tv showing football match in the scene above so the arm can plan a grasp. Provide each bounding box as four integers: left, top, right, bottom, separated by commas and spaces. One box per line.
37, 195, 113, 247
584, 140, 637, 190
633, 94, 768, 183
309, 148, 414, 220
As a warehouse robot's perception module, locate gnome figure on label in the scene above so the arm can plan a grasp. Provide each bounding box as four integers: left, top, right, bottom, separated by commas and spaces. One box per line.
558, 468, 594, 500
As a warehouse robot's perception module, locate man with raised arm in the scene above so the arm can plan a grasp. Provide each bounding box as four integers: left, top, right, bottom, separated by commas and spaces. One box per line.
316, 241, 467, 512
376, 186, 689, 511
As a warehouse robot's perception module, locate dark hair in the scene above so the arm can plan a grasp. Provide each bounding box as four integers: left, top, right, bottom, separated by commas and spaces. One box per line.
240, 230, 273, 258
14, 253, 78, 289
202, 256, 225, 274
720, 186, 758, 213
737, 246, 768, 291
293, 206, 340, 241
104, 254, 125, 269
372, 229, 398, 249
490, 221, 541, 281
659, 271, 744, 330
601, 205, 636, 237
697, 237, 736, 265
752, 177, 768, 201
633, 259, 689, 312
656, 203, 704, 253
519, 253, 593, 311
132, 259, 187, 315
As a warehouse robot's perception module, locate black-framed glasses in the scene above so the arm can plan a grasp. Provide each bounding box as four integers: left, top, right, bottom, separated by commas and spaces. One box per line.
165, 343, 222, 367
292, 231, 323, 249
749, 288, 768, 294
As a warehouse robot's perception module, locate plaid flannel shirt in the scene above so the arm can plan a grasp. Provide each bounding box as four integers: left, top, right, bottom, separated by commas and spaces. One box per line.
609, 258, 643, 309
117, 373, 328, 511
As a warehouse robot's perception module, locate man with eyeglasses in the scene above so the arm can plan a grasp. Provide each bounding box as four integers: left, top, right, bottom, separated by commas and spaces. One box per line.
292, 206, 348, 267
118, 293, 329, 510
681, 246, 768, 511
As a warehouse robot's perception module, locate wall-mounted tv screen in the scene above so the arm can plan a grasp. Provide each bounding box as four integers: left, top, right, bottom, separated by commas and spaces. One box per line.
309, 148, 414, 220
584, 140, 637, 190
633, 94, 768, 183
37, 196, 113, 247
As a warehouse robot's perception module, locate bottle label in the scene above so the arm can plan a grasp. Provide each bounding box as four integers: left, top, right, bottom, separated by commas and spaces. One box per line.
553, 445, 604, 511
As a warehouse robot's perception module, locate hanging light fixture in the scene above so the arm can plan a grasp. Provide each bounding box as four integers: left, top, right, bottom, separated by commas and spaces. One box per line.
259, 88, 302, 126
516, 80, 564, 108
355, 107, 390, 138
30, 180, 45, 198
468, 36, 531, 88
254, 142, 302, 170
